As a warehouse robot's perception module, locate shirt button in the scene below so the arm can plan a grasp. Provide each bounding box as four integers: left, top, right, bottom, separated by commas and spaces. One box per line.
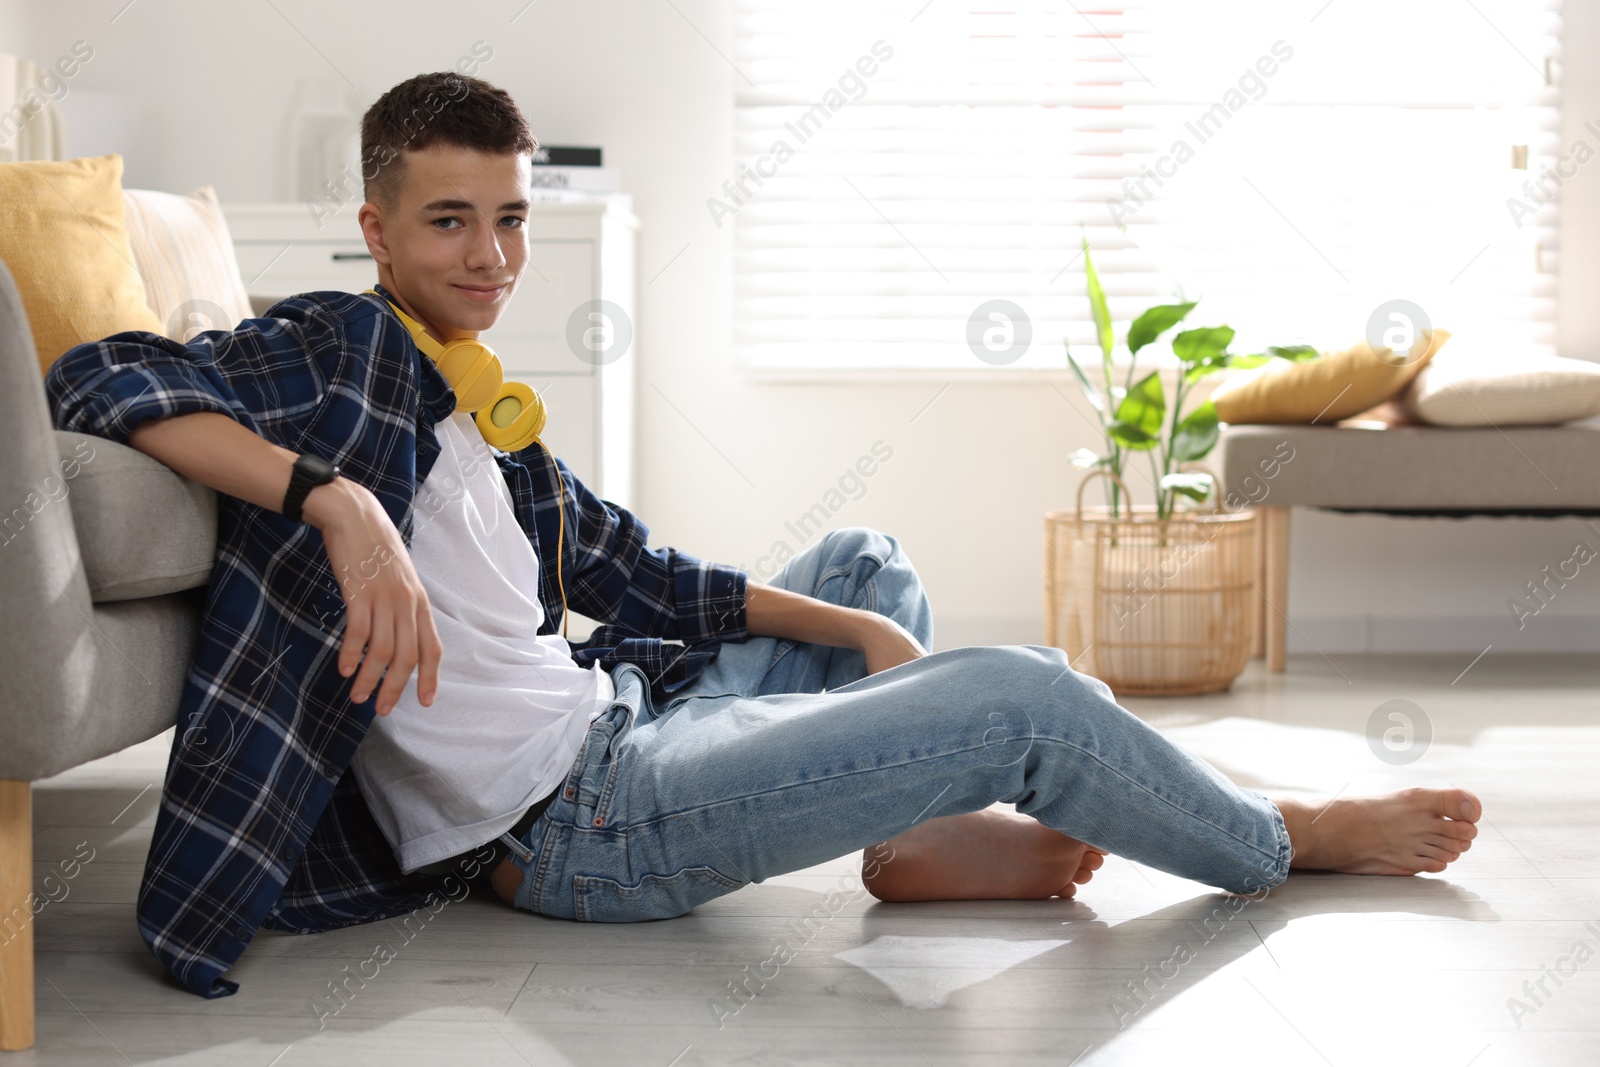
564, 787, 574, 799
592, 816, 604, 827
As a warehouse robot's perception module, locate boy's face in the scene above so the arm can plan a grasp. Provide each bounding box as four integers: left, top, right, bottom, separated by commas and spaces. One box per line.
359, 142, 532, 341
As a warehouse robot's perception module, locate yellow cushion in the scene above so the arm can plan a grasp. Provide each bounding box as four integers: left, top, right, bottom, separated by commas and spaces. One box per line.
123, 185, 254, 341
0, 153, 165, 377
1211, 328, 1451, 425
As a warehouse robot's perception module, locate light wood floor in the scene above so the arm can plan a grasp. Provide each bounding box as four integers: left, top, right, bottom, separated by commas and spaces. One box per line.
18, 653, 1600, 1066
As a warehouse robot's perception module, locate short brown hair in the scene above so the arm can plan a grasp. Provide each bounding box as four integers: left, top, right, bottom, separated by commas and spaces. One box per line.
359, 72, 538, 211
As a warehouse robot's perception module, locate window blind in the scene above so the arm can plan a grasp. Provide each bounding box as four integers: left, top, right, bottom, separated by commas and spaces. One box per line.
729, 0, 1563, 373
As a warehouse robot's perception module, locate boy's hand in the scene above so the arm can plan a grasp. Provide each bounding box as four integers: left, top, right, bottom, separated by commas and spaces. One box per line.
305, 478, 442, 716
856, 613, 928, 677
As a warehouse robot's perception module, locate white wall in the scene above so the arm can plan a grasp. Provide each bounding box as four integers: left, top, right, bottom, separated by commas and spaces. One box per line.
14, 0, 1600, 654
0, 0, 26, 54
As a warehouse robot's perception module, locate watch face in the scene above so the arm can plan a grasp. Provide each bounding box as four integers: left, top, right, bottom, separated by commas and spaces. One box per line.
300, 454, 336, 480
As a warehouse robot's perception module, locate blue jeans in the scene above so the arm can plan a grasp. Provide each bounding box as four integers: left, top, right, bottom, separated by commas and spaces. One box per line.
497, 526, 1291, 920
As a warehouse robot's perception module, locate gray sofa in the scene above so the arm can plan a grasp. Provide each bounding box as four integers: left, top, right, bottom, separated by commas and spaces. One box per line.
1220, 421, 1600, 672
0, 260, 217, 1050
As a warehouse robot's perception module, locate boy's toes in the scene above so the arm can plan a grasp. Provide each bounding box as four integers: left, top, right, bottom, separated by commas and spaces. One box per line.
1434, 788, 1482, 823
1420, 840, 1462, 863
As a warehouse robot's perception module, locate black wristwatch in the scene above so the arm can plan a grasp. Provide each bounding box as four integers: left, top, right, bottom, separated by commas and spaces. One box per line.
283, 452, 341, 524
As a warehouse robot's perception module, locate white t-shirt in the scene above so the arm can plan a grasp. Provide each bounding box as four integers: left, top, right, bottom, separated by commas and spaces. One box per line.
351, 410, 615, 874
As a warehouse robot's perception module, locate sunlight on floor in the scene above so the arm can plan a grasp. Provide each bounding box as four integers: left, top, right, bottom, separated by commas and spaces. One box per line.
831, 935, 1070, 1009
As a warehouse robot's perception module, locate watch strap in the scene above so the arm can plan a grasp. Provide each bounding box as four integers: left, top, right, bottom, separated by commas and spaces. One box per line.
283, 453, 339, 524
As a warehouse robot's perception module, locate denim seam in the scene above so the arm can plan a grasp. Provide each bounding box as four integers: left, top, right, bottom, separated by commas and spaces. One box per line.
1261, 791, 1294, 885
1028, 739, 1289, 868
572, 865, 746, 922
518, 817, 562, 912
598, 736, 1284, 869
814, 552, 888, 598
594, 737, 627, 825
566, 709, 624, 806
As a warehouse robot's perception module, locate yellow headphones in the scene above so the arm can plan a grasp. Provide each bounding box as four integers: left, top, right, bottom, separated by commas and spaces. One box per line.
369, 289, 568, 637
369, 290, 548, 452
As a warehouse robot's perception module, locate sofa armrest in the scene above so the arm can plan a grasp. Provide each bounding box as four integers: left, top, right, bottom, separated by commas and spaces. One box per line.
0, 259, 102, 780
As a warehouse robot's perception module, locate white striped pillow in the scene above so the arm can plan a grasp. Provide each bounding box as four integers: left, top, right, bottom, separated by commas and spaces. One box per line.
122, 185, 254, 342
1401, 351, 1600, 427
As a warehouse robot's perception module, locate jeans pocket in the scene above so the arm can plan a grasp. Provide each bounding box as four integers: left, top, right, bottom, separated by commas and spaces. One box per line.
572, 865, 745, 923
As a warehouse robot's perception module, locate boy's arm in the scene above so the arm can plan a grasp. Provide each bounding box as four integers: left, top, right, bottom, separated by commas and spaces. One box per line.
743, 580, 875, 650
123, 410, 436, 715
47, 307, 441, 716
549, 455, 906, 655
746, 578, 929, 675
46, 303, 354, 518
124, 411, 353, 527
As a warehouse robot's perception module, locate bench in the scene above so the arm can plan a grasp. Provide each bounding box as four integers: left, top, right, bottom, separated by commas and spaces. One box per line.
1218, 421, 1600, 671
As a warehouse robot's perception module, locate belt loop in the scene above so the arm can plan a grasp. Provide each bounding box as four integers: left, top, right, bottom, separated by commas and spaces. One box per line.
498, 830, 534, 864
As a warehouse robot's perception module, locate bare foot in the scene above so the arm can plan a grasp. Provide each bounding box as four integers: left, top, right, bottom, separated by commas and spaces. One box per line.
861, 806, 1107, 902
1276, 787, 1482, 876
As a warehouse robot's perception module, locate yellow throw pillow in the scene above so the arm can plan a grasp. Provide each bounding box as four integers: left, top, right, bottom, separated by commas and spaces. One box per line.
1211, 328, 1451, 425
0, 153, 165, 377
123, 185, 255, 341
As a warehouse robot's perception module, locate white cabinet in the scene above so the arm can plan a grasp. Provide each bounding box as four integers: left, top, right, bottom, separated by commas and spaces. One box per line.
222, 198, 639, 510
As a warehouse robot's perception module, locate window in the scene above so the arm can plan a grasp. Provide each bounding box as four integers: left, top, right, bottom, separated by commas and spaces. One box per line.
729, 1, 1562, 374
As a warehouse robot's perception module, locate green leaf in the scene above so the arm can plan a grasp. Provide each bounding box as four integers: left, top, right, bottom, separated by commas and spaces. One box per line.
1065, 346, 1104, 413
1184, 351, 1269, 384
1114, 371, 1166, 437
1127, 302, 1198, 355
1171, 400, 1219, 463
1160, 471, 1214, 502
1108, 421, 1159, 450
1082, 236, 1114, 368
1268, 344, 1320, 362
1069, 447, 1108, 469
1171, 326, 1236, 364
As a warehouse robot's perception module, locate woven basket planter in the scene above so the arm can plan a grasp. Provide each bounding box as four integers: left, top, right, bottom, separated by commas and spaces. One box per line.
1044, 472, 1257, 697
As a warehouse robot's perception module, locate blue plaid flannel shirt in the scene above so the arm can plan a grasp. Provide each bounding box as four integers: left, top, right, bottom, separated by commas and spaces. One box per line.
43, 282, 749, 999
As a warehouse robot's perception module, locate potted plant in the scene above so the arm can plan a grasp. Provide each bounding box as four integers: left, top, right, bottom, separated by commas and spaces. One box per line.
1043, 237, 1314, 695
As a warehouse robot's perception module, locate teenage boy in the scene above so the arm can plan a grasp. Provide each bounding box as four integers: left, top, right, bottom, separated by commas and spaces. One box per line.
44, 72, 1480, 1000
